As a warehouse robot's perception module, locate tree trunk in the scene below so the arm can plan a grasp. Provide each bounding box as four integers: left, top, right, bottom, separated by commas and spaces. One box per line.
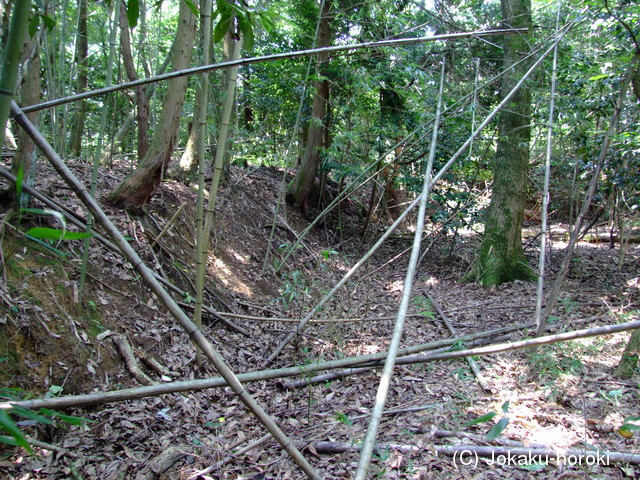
107, 1, 197, 209
68, 0, 89, 157
287, 0, 332, 210
615, 330, 640, 378
119, 0, 149, 161
10, 25, 42, 208
464, 0, 535, 287
168, 0, 214, 182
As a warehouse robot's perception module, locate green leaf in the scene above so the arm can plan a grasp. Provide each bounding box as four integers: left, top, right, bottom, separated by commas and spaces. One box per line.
41, 14, 56, 30
127, 0, 140, 29
25, 227, 92, 241
519, 462, 547, 471
183, 0, 199, 17
38, 408, 95, 426
588, 73, 611, 81
465, 411, 496, 426
500, 400, 510, 413
624, 415, 640, 422
213, 12, 232, 43
11, 406, 53, 425
486, 417, 509, 441
28, 15, 40, 37
237, 13, 254, 51
0, 410, 31, 452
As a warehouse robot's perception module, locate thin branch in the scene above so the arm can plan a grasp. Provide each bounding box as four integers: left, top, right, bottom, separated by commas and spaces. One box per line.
10, 101, 320, 480
23, 29, 524, 114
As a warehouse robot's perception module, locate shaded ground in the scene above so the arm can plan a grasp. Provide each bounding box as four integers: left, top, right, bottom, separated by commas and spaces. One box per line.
0, 157, 639, 479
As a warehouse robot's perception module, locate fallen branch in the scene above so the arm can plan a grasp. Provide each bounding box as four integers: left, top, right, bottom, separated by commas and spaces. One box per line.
5, 318, 636, 412
423, 289, 490, 391
311, 441, 640, 465
112, 334, 153, 386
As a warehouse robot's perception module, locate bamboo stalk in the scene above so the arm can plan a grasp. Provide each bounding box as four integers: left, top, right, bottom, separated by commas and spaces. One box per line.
23, 29, 524, 114
354, 57, 447, 480
534, 4, 561, 334
6, 318, 639, 413
537, 52, 640, 335
10, 101, 320, 480
266, 26, 575, 365
313, 441, 640, 465
423, 290, 490, 391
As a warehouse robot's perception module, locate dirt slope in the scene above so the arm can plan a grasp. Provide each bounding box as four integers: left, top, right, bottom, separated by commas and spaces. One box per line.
0, 158, 639, 479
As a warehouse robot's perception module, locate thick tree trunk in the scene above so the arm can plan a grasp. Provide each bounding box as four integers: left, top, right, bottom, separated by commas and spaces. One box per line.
11, 26, 41, 208
107, 2, 197, 208
287, 0, 332, 209
68, 0, 88, 157
465, 0, 535, 287
615, 330, 640, 378
119, 0, 149, 161
168, 0, 214, 182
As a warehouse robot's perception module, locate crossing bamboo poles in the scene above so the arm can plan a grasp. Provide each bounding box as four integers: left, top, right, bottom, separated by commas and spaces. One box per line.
9, 101, 320, 480
354, 57, 447, 480
266, 20, 579, 365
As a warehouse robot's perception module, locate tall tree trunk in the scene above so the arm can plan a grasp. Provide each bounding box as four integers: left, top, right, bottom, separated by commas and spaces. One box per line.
287, 0, 332, 210
615, 330, 640, 377
68, 0, 89, 157
464, 0, 535, 287
119, 0, 149, 161
10, 26, 42, 208
107, 1, 197, 209
168, 0, 214, 181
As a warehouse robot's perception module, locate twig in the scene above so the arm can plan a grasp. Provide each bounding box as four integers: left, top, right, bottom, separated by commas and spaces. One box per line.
423, 289, 490, 391
112, 334, 154, 385
312, 440, 640, 464
151, 203, 186, 246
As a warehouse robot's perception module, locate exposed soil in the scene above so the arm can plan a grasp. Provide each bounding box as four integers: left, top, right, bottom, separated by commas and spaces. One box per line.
0, 156, 639, 479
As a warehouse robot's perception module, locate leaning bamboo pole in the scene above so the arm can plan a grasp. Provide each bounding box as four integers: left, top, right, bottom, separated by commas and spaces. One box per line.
9, 101, 320, 480
192, 0, 214, 364
4, 319, 638, 412
536, 52, 640, 335
23, 29, 524, 114
354, 57, 446, 480
534, 4, 561, 333
266, 23, 578, 365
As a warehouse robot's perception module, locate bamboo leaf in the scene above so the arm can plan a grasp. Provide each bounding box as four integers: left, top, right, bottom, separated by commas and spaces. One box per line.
0, 410, 31, 452
10, 405, 54, 425
465, 411, 496, 426
25, 227, 92, 241
237, 14, 254, 51
127, 0, 139, 29
38, 408, 95, 426
213, 13, 232, 43
485, 417, 509, 441
500, 400, 510, 413
183, 0, 199, 18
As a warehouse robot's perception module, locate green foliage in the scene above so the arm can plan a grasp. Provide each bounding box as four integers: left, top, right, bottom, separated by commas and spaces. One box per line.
465, 400, 510, 441
413, 295, 435, 320
0, 389, 93, 451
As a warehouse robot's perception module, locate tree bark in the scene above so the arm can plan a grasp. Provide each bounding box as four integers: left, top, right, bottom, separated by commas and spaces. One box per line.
168, 0, 214, 182
615, 330, 640, 378
119, 0, 149, 161
10, 25, 42, 208
465, 0, 535, 287
107, 2, 197, 208
287, 0, 332, 210
68, 0, 89, 157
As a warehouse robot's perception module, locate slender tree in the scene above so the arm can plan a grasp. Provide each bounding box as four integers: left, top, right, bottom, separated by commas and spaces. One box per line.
464, 0, 535, 287
119, 0, 149, 161
107, 1, 198, 208
68, 0, 89, 157
287, 0, 332, 211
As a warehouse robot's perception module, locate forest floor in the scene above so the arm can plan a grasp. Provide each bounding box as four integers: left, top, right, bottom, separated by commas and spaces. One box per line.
0, 157, 639, 480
